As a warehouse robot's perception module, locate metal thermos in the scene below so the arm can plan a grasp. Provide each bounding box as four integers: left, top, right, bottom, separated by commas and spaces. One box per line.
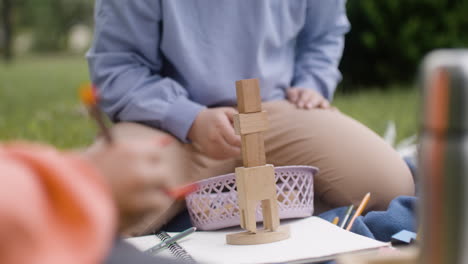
419, 50, 468, 264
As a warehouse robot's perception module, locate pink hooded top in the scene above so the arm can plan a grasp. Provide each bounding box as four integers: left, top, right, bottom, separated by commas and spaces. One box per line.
0, 143, 116, 264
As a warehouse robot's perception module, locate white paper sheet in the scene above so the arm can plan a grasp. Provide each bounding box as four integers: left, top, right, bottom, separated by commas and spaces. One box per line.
127, 217, 388, 264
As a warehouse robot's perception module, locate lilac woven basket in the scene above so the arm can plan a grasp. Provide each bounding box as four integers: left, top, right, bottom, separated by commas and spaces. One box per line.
185, 166, 318, 231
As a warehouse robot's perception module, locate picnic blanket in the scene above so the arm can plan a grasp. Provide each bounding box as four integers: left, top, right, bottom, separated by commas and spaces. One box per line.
319, 196, 417, 242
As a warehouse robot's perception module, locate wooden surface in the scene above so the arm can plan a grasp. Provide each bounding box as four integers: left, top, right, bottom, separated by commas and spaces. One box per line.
236, 79, 262, 113
236, 165, 278, 232
235, 78, 267, 168
226, 225, 290, 245
233, 111, 269, 135
241, 133, 266, 167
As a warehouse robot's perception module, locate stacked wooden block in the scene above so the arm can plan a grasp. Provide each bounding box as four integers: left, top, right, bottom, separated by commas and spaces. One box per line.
233, 78, 279, 233
226, 79, 289, 245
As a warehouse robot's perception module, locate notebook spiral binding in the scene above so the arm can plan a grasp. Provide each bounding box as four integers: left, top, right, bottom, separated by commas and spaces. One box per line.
155, 231, 196, 263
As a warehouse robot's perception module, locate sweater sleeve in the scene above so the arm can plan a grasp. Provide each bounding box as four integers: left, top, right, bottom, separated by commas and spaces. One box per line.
292, 0, 350, 100
87, 0, 205, 141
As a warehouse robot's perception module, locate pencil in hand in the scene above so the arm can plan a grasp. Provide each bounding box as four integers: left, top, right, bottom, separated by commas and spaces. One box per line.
79, 83, 113, 144
165, 182, 199, 200
79, 83, 198, 201
346, 192, 371, 231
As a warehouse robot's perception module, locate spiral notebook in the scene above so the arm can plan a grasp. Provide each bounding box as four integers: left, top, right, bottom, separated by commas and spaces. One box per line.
126, 216, 388, 264
125, 231, 196, 263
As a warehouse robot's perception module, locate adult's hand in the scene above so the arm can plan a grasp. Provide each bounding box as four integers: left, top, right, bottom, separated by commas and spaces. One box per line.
188, 107, 241, 160
83, 137, 175, 232
287, 87, 331, 110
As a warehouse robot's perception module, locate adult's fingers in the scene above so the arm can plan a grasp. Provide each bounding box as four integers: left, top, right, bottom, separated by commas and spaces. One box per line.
319, 100, 331, 109
223, 107, 238, 123
297, 91, 318, 108
209, 132, 241, 160
308, 97, 324, 109
219, 137, 241, 159
287, 88, 300, 103
218, 111, 241, 147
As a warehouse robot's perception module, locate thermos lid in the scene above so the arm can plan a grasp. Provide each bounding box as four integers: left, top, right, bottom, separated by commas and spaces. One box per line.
421, 50, 468, 134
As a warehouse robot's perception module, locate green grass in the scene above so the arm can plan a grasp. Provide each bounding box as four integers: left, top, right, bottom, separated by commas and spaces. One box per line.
0, 55, 95, 148
0, 55, 419, 149
334, 87, 419, 143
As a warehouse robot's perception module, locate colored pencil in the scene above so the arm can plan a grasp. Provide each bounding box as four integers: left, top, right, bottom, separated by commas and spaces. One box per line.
339, 204, 354, 229
346, 192, 371, 231
165, 183, 199, 200
79, 84, 113, 144
332, 217, 339, 225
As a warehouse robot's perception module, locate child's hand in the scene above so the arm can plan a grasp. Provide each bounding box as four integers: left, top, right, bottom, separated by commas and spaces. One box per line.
287, 87, 331, 110
83, 138, 175, 232
188, 107, 241, 160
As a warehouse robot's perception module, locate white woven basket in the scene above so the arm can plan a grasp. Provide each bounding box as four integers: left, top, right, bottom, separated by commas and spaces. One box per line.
185, 166, 317, 231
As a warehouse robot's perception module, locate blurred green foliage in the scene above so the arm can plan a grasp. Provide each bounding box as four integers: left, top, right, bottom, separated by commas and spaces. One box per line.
3, 0, 468, 89
341, 0, 468, 90
15, 0, 93, 51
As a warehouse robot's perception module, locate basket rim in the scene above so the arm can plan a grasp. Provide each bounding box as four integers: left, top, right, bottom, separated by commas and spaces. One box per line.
186, 165, 317, 230
191, 165, 319, 187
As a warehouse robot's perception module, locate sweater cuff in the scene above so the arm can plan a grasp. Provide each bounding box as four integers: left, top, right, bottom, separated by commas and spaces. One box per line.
161, 97, 206, 143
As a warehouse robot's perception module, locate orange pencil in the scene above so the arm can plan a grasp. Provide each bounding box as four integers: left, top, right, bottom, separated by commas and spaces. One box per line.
346, 192, 371, 231
165, 182, 199, 200
332, 217, 339, 225
79, 83, 113, 144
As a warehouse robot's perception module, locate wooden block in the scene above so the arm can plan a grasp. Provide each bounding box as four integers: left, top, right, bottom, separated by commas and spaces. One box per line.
234, 111, 269, 135
236, 79, 262, 113
235, 165, 276, 199
241, 133, 266, 167
236, 172, 258, 232
261, 200, 272, 231
239, 208, 246, 229
228, 78, 288, 245
226, 225, 290, 245
236, 165, 277, 233
261, 199, 280, 231
242, 201, 258, 233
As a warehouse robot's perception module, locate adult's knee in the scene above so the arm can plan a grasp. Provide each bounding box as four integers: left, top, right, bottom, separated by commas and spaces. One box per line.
315, 147, 415, 212
367, 161, 415, 211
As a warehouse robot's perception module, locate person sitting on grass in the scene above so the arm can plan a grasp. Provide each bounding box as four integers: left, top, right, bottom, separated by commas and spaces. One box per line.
0, 138, 182, 264
87, 0, 414, 235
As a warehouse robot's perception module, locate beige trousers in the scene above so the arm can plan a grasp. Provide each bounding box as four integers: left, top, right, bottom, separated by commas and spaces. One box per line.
110, 100, 414, 236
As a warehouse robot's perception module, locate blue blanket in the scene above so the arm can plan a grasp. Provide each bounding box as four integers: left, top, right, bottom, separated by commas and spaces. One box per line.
319, 195, 417, 242
318, 196, 417, 264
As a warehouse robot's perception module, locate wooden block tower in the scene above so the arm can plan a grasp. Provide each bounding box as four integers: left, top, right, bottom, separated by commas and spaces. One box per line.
226, 79, 290, 245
